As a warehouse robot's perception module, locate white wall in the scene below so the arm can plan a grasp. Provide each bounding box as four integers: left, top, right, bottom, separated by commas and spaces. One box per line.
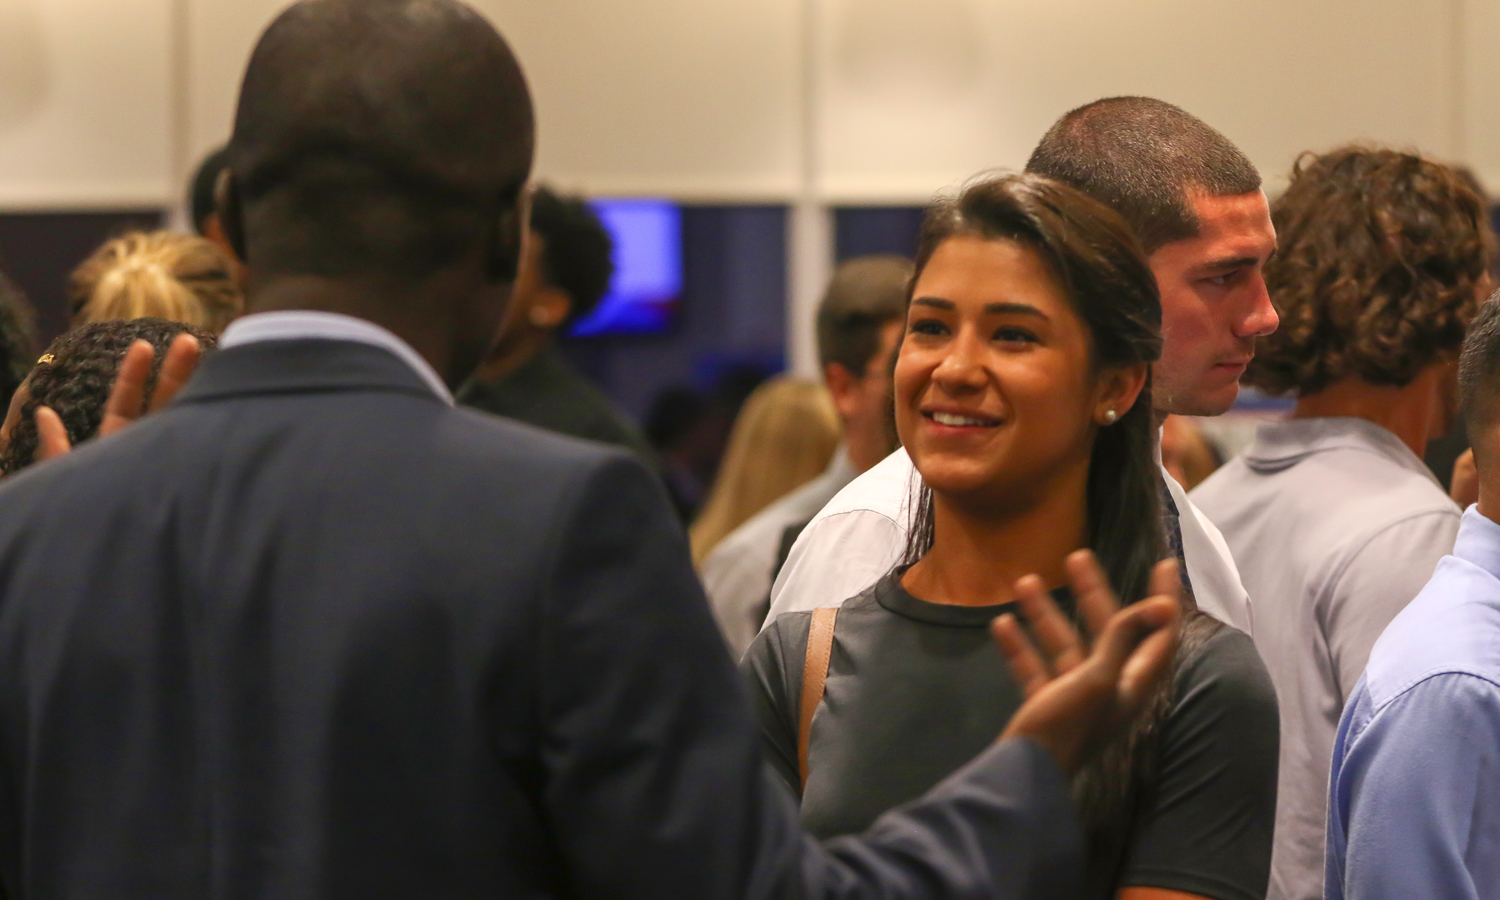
816, 0, 1461, 202
9, 0, 1488, 210
2, 0, 1495, 371
0, 0, 176, 209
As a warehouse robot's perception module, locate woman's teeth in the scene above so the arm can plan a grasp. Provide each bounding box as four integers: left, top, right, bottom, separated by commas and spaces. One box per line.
930, 411, 995, 427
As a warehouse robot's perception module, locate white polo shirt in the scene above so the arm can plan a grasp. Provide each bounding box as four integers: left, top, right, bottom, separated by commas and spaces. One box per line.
762, 446, 1253, 634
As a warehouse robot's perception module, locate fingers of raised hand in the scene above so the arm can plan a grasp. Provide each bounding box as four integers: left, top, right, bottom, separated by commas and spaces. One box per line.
148, 334, 201, 413
1147, 558, 1182, 608
33, 406, 71, 461
1096, 595, 1181, 717
990, 614, 1050, 698
1012, 572, 1087, 675
1064, 549, 1120, 641
98, 341, 157, 438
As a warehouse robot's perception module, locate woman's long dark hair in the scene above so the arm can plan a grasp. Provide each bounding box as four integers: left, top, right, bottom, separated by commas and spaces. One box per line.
898, 173, 1205, 883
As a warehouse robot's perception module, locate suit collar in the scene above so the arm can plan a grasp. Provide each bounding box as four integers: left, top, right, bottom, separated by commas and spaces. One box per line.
177, 339, 446, 405
219, 311, 453, 403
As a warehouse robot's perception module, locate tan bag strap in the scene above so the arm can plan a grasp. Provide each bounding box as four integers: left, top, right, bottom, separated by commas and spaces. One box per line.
797, 606, 838, 791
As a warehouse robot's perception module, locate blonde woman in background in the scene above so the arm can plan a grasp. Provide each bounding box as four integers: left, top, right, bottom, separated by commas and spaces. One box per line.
69, 231, 242, 334
689, 377, 841, 566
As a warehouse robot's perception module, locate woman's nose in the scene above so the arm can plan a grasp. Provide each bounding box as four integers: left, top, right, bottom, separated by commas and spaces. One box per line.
931, 334, 988, 392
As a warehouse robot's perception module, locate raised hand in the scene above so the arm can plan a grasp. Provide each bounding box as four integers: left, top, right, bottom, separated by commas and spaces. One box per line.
990, 550, 1181, 776
32, 333, 202, 462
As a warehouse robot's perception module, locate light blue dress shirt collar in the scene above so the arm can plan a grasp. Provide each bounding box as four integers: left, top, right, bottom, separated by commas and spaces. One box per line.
218, 311, 454, 405
1452, 503, 1500, 581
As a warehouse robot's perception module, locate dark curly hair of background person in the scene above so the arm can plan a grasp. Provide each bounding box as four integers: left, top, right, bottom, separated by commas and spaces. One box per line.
1245, 147, 1496, 397
0, 318, 216, 476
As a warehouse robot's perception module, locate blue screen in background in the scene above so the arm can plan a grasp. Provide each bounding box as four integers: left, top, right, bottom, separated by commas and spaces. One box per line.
569, 199, 683, 337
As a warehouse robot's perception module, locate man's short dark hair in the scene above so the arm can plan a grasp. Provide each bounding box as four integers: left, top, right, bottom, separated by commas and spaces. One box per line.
816, 255, 912, 373
1248, 147, 1493, 396
529, 186, 614, 326
1461, 293, 1500, 467
189, 146, 229, 235
226, 0, 534, 284
1026, 96, 1261, 253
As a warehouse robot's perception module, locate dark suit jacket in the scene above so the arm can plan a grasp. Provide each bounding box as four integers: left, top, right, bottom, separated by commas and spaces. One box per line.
0, 338, 1083, 899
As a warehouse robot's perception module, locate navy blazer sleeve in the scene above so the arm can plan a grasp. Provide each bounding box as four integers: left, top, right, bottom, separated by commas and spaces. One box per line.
534, 453, 1084, 899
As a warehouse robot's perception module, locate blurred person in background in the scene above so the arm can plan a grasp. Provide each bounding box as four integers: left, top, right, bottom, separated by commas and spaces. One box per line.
0, 270, 39, 410
645, 366, 770, 522
702, 254, 909, 657
765, 97, 1278, 637
1160, 414, 1223, 490
689, 376, 841, 567
1190, 147, 1493, 900
69, 230, 242, 334
458, 184, 654, 465
745, 174, 1277, 900
0, 318, 214, 476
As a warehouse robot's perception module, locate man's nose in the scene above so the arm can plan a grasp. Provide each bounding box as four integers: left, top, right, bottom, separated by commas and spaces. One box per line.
1236, 272, 1279, 339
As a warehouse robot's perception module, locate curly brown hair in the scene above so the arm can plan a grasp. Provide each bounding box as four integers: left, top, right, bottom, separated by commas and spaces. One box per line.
1245, 147, 1495, 396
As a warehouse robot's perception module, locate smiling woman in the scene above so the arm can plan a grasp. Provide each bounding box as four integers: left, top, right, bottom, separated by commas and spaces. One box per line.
742, 173, 1280, 900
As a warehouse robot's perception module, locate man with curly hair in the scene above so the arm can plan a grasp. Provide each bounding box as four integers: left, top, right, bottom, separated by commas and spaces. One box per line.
1191, 146, 1496, 900
457, 185, 654, 465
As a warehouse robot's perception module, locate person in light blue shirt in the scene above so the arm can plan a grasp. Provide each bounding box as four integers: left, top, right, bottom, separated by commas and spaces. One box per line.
1327, 294, 1500, 900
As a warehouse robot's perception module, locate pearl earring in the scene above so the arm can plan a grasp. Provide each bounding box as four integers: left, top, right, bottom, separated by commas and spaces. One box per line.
1103, 409, 1118, 424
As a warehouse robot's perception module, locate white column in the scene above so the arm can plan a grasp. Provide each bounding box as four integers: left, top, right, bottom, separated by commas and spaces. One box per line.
786, 200, 833, 377
786, 0, 832, 379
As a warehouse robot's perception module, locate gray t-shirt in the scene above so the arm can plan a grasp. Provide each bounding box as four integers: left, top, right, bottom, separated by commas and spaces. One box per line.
744, 570, 1279, 900
1191, 417, 1461, 900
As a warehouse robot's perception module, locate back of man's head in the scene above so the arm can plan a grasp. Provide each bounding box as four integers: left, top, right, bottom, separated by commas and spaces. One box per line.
817, 254, 913, 375
529, 186, 614, 328
1026, 96, 1260, 253
1461, 293, 1500, 472
226, 0, 534, 284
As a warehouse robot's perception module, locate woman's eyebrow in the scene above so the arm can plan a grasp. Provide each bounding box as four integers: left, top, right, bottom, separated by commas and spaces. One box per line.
983, 302, 1048, 319
911, 297, 954, 310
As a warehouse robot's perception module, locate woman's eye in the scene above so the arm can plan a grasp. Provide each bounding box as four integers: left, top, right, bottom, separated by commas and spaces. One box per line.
993, 327, 1037, 344
910, 319, 948, 337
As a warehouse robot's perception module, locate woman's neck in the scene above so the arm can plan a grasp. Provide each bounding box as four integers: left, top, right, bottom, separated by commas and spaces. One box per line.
901, 467, 1090, 608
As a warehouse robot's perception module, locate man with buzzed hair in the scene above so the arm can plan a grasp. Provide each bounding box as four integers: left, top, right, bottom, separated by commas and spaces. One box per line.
767, 97, 1276, 648
1327, 293, 1500, 899
0, 1, 1182, 897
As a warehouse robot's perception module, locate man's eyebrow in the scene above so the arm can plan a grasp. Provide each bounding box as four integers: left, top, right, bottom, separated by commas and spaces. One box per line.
1196, 255, 1261, 272
912, 297, 954, 310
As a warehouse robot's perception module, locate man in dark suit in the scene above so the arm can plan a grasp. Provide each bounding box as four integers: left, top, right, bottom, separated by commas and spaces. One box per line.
0, 1, 1181, 897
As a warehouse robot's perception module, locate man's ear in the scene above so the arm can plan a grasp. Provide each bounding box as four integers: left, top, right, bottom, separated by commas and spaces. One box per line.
1095, 362, 1150, 424
528, 287, 572, 330
824, 361, 862, 420
213, 170, 247, 263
